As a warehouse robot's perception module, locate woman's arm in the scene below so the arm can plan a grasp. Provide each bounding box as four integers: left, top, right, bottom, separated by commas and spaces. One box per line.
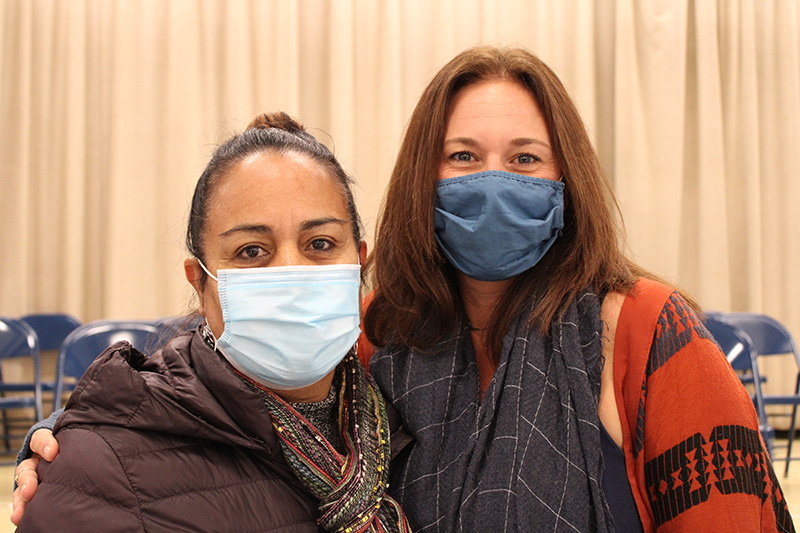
626, 289, 793, 531
15, 426, 142, 531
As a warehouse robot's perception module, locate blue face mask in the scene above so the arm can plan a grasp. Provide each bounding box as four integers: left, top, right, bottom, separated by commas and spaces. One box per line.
199, 262, 362, 390
433, 170, 565, 281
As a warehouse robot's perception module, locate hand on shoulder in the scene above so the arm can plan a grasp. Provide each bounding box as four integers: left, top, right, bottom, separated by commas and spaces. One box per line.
10, 428, 58, 526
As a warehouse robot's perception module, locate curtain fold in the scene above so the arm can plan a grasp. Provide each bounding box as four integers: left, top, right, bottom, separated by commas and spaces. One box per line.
1, 1, 798, 372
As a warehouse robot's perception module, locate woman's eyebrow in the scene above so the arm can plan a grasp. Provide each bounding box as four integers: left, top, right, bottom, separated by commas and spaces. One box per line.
443, 137, 479, 147
300, 217, 349, 231
510, 137, 551, 149
218, 218, 347, 237
219, 224, 271, 237
443, 137, 551, 149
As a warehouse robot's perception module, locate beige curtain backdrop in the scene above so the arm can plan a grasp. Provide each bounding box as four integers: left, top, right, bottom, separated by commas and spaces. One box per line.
2, 0, 799, 406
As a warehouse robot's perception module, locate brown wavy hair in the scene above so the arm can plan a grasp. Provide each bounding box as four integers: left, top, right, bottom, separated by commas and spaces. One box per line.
364, 46, 671, 361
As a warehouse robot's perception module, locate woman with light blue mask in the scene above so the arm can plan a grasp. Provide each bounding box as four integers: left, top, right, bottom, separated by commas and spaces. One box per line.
12, 112, 411, 532
363, 46, 793, 532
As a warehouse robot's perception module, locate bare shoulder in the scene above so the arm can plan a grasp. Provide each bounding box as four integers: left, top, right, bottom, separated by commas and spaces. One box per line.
600, 290, 626, 336
598, 290, 628, 447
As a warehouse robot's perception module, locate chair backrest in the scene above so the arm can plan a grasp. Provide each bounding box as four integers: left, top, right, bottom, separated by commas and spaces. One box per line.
58, 320, 160, 378
54, 320, 160, 410
21, 313, 82, 351
0, 317, 39, 360
0, 316, 44, 420
704, 315, 755, 369
718, 313, 800, 362
152, 315, 204, 348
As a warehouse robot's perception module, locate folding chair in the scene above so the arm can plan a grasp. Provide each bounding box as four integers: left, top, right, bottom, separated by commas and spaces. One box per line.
20, 313, 82, 411
152, 314, 204, 349
716, 312, 800, 476
0, 317, 44, 451
703, 315, 774, 458
53, 320, 160, 412
20, 313, 81, 351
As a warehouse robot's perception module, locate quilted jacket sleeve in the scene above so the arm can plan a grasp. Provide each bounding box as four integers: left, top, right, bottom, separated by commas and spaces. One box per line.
15, 426, 143, 532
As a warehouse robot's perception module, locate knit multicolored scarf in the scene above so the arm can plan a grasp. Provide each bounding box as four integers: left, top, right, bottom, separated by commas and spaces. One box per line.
258, 351, 411, 533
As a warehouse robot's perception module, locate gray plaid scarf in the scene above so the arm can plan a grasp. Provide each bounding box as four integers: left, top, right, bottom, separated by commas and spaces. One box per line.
370, 290, 613, 532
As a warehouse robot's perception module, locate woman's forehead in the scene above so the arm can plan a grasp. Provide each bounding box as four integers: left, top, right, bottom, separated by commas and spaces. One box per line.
207, 152, 350, 231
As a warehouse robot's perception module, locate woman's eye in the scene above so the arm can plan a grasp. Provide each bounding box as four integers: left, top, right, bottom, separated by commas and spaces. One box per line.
449, 151, 474, 162
238, 245, 266, 260
309, 239, 333, 251
515, 153, 542, 165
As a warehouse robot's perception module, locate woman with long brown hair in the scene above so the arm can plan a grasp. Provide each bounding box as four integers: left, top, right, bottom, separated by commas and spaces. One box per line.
363, 46, 792, 532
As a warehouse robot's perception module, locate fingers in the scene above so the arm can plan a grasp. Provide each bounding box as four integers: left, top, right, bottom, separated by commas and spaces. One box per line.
30, 428, 58, 462
11, 484, 28, 526
11, 429, 58, 525
11, 457, 41, 527
14, 456, 40, 495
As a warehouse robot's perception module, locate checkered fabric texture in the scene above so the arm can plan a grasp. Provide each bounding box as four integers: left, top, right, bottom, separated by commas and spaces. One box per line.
371, 291, 612, 532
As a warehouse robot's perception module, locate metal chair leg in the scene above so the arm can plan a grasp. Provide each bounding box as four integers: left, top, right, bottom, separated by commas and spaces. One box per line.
784, 375, 800, 477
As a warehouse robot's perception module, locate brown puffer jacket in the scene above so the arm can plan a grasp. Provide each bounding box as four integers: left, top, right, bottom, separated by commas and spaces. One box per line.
17, 330, 407, 532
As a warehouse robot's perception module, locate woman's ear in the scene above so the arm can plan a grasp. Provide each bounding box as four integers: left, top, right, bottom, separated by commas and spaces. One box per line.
358, 240, 367, 265
184, 258, 206, 315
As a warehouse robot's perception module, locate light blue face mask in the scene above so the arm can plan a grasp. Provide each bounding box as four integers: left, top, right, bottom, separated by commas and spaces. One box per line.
199, 262, 362, 390
433, 170, 565, 281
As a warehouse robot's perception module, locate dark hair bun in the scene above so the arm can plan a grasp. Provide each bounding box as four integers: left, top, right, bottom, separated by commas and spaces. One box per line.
246, 112, 306, 134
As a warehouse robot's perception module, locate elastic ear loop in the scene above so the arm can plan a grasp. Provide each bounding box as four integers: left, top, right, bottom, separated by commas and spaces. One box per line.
196, 258, 220, 351
354, 255, 361, 356
197, 259, 219, 282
